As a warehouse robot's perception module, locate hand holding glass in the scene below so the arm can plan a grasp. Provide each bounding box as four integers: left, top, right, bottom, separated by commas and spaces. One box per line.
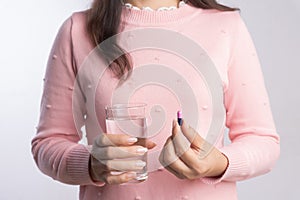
105, 103, 149, 181
89, 103, 154, 184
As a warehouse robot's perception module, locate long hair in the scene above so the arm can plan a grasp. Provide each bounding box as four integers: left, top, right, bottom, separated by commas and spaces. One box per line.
87, 0, 238, 79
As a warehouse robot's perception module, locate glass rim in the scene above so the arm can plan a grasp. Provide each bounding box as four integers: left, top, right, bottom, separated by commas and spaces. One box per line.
105, 103, 147, 110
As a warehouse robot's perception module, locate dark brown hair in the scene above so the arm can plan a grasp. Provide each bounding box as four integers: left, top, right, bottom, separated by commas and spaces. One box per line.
87, 0, 238, 79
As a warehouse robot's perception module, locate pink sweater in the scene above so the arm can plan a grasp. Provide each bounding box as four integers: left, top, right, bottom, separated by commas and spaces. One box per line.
31, 3, 280, 200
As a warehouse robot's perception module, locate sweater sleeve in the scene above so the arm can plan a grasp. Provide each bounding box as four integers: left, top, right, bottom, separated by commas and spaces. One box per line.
31, 15, 104, 186
201, 12, 280, 184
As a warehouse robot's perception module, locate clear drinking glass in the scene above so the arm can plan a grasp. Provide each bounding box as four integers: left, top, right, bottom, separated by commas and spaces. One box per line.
105, 103, 148, 181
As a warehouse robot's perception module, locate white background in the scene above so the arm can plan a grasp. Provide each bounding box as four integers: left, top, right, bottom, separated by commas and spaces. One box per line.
0, 0, 299, 199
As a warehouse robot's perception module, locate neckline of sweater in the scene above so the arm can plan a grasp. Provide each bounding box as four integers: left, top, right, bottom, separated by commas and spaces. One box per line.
120, 2, 200, 25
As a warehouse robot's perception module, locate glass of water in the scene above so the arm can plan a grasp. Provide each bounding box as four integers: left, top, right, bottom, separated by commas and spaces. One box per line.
105, 103, 148, 181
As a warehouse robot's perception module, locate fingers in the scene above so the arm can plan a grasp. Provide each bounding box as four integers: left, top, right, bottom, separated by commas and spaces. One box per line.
171, 120, 191, 158
160, 120, 221, 180
180, 119, 213, 158
102, 159, 146, 171
94, 134, 157, 149
90, 133, 155, 185
135, 138, 157, 149
159, 137, 179, 167
166, 158, 197, 180
171, 121, 201, 170
102, 171, 137, 185
159, 135, 199, 180
180, 119, 203, 147
172, 143, 200, 170
164, 165, 185, 179
91, 145, 148, 160
94, 133, 138, 147
91, 160, 139, 184
159, 136, 188, 179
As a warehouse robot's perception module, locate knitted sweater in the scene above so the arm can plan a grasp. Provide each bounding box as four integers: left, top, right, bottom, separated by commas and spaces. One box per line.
31, 2, 280, 200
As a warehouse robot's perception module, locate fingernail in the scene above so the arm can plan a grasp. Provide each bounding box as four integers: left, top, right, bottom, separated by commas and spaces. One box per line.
136, 147, 148, 154
127, 137, 138, 143
126, 172, 137, 179
110, 171, 123, 176
135, 161, 146, 167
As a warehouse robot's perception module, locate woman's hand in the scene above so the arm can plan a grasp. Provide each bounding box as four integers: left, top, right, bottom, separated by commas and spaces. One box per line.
89, 133, 156, 184
159, 119, 229, 180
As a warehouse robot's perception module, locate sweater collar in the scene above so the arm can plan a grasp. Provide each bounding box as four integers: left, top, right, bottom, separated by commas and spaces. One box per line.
120, 2, 199, 26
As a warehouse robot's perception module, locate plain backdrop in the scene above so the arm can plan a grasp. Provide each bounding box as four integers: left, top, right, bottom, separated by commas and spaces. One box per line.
0, 0, 299, 199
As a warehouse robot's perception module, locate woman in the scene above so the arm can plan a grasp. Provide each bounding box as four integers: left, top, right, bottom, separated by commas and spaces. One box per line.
31, 0, 280, 199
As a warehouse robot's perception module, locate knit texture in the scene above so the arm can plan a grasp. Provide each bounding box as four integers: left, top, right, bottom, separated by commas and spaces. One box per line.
31, 3, 280, 200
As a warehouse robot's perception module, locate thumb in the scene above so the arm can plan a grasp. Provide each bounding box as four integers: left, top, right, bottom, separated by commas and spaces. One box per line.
134, 138, 157, 149
181, 119, 214, 158
171, 119, 180, 137
181, 119, 205, 148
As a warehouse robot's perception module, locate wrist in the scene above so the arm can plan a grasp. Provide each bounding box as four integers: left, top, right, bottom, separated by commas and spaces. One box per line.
88, 154, 98, 182
206, 152, 229, 178
217, 153, 229, 177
